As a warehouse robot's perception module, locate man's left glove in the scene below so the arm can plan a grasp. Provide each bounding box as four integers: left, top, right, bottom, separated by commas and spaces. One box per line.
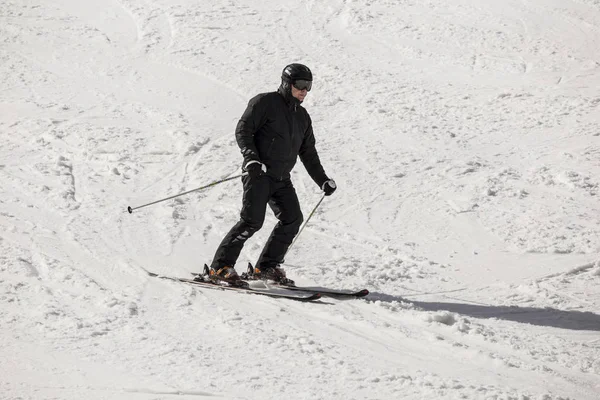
322, 179, 337, 196
245, 161, 266, 179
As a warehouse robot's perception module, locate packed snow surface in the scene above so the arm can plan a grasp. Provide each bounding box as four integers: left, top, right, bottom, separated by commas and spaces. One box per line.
1, 0, 600, 399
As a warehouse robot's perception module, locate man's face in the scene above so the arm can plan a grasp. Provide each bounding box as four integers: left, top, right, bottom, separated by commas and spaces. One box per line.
291, 80, 311, 102
291, 85, 308, 102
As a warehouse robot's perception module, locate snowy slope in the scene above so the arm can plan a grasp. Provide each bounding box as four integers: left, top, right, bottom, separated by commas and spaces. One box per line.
1, 0, 600, 399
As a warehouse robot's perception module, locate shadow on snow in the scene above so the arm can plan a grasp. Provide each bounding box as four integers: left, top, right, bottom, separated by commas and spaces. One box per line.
368, 292, 600, 331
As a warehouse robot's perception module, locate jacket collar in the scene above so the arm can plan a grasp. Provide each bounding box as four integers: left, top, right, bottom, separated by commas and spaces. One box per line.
278, 84, 301, 111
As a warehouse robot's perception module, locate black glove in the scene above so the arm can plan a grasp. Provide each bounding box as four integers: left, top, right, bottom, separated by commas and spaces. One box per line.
246, 162, 266, 179
322, 179, 337, 196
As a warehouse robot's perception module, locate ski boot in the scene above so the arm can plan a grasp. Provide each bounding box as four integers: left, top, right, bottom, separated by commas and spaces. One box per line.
252, 264, 295, 286
203, 264, 247, 288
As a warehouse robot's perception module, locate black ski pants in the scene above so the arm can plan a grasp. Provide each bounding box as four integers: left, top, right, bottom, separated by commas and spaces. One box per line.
210, 175, 303, 271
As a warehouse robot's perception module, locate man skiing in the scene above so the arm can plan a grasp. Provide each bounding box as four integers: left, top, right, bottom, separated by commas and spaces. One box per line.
207, 63, 336, 285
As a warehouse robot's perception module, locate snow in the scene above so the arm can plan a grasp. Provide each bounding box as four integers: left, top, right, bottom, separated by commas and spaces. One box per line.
1, 0, 600, 398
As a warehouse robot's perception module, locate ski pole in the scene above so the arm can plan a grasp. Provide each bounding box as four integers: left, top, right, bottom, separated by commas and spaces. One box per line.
127, 174, 244, 214
287, 193, 326, 255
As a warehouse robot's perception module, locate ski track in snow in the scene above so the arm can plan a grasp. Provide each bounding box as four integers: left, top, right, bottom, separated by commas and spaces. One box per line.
1, 0, 600, 399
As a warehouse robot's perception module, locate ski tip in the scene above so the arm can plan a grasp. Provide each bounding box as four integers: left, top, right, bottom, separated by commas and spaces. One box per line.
306, 293, 322, 301
357, 289, 370, 297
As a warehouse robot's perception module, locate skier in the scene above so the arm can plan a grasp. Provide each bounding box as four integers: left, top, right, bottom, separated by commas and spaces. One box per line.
207, 63, 336, 285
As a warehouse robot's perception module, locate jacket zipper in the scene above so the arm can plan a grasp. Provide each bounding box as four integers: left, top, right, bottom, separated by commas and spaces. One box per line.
266, 138, 275, 156
266, 138, 286, 180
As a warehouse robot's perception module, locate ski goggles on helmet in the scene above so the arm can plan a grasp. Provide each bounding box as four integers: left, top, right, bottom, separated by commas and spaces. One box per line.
292, 79, 312, 91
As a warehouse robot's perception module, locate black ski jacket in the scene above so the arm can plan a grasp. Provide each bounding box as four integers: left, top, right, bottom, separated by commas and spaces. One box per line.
235, 89, 329, 187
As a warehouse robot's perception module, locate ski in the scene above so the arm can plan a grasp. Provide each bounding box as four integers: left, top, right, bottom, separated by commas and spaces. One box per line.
192, 263, 369, 299
263, 284, 369, 299
144, 270, 322, 302
241, 263, 369, 299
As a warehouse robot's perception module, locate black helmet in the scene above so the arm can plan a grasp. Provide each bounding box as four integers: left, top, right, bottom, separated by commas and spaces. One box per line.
281, 63, 312, 83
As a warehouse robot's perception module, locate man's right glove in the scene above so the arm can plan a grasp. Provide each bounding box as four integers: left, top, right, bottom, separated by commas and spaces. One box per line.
245, 161, 266, 179
322, 179, 337, 196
